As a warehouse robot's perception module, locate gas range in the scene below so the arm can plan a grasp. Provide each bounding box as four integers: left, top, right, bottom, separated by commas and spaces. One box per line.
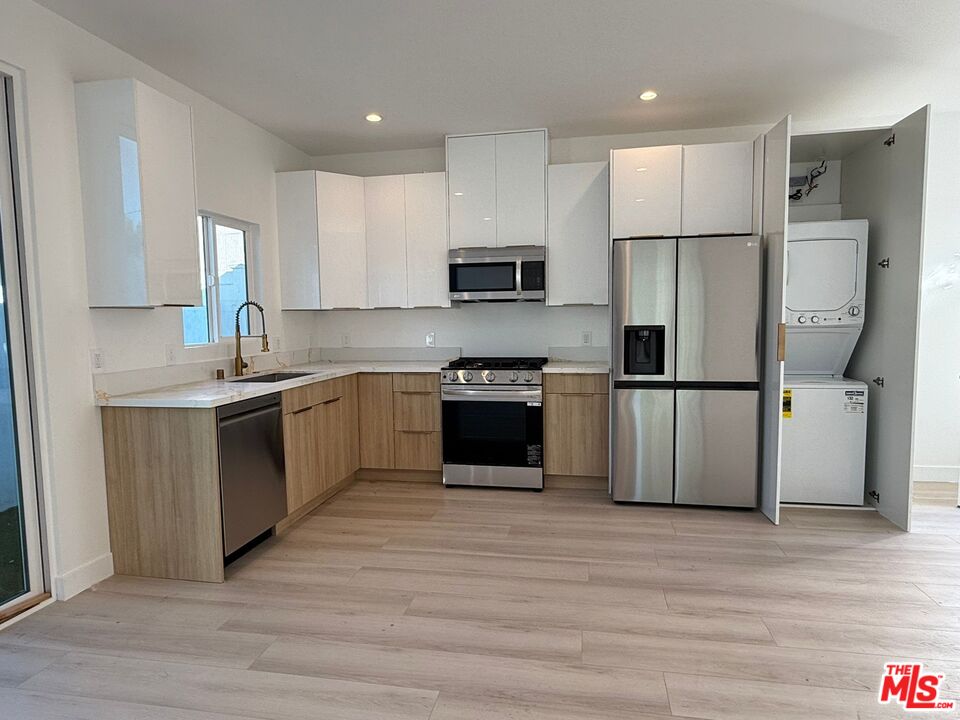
442, 357, 547, 387
440, 357, 547, 490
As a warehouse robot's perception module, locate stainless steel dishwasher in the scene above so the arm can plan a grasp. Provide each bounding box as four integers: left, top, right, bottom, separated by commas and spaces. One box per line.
217, 393, 287, 557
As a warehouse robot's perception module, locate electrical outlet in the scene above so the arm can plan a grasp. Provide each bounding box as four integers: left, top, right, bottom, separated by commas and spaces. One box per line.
581, 330, 592, 346
89, 348, 106, 372
341, 334, 351, 347
425, 331, 436, 348
164, 345, 177, 365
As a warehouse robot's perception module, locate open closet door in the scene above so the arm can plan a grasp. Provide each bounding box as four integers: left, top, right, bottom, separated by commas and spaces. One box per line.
844, 106, 930, 531
759, 116, 791, 524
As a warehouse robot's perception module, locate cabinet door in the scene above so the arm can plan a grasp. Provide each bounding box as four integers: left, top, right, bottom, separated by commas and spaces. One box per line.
544, 392, 609, 476
404, 172, 450, 308
358, 374, 395, 468
681, 142, 754, 236
283, 405, 320, 512
611, 146, 681, 239
136, 81, 201, 307
317, 171, 367, 309
395, 431, 442, 470
364, 175, 407, 308
447, 134, 497, 248
317, 397, 344, 491
393, 391, 440, 431
276, 171, 322, 309
496, 130, 546, 247
547, 162, 609, 306
338, 375, 360, 477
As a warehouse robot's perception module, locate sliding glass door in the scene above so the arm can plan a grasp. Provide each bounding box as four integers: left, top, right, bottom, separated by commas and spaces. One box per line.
0, 74, 44, 614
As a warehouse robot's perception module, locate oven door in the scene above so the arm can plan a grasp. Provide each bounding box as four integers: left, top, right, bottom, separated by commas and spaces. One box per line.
441, 387, 543, 469
448, 261, 519, 301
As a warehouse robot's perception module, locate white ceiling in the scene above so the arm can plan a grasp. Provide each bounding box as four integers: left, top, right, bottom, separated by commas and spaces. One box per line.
37, 0, 960, 156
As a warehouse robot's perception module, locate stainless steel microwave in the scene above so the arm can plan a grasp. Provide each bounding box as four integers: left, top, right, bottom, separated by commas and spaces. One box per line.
448, 246, 546, 302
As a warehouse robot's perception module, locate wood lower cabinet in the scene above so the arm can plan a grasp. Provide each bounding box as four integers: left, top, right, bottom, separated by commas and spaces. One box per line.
544, 373, 609, 477
282, 375, 359, 514
395, 430, 442, 470
358, 372, 442, 471
359, 373, 395, 468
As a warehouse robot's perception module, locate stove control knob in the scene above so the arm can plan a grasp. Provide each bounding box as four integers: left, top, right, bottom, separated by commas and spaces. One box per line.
509, 371, 519, 383
849, 306, 861, 317
485, 372, 496, 382
447, 371, 459, 382
523, 371, 534, 383
811, 315, 820, 324
463, 371, 474, 382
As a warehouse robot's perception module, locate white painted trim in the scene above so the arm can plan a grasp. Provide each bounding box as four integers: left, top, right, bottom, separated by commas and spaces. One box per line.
52, 552, 113, 600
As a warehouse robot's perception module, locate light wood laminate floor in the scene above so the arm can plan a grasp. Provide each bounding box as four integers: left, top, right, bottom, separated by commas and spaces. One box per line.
3, 478, 960, 719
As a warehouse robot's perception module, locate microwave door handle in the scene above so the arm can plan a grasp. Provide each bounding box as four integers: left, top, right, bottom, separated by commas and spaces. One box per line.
516, 259, 522, 295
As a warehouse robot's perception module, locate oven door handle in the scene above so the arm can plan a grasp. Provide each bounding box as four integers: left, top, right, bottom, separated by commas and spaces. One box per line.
442, 388, 543, 403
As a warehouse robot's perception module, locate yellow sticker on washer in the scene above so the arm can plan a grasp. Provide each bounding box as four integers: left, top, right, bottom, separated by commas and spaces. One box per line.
782, 389, 792, 418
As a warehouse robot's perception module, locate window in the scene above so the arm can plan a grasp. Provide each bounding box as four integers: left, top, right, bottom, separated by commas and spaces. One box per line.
182, 213, 258, 345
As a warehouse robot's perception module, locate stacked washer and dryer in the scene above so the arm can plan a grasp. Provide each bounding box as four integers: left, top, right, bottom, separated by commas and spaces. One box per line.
780, 220, 869, 505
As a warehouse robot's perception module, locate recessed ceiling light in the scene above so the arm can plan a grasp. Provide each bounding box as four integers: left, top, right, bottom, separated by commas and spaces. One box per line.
365, 112, 383, 123
639, 90, 658, 101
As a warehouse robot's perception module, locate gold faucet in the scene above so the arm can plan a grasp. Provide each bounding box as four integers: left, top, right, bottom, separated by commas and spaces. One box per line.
234, 300, 269, 377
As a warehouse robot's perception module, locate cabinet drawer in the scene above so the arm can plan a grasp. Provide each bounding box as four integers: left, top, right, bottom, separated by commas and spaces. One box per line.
544, 373, 609, 395
282, 375, 348, 414
395, 431, 441, 471
393, 373, 440, 393
393, 391, 440, 432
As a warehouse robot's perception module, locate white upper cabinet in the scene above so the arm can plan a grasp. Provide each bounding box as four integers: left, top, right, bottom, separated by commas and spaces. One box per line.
447, 134, 497, 248
76, 78, 200, 308
404, 172, 450, 308
611, 145, 682, 239
547, 162, 609, 306
681, 141, 755, 236
495, 130, 547, 247
364, 175, 407, 308
277, 170, 449, 310
447, 129, 547, 248
276, 171, 322, 310
317, 171, 367, 309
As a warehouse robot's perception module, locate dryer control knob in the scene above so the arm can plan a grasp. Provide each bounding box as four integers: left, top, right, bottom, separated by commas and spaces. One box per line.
849, 306, 861, 317
811, 315, 820, 324
798, 315, 806, 324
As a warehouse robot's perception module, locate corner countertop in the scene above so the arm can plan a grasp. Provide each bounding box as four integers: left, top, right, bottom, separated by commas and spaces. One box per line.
95, 359, 610, 410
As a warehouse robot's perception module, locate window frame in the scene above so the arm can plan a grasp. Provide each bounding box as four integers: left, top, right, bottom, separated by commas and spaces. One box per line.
185, 211, 260, 346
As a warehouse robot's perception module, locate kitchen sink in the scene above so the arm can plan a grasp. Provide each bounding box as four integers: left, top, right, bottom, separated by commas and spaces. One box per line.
230, 371, 316, 383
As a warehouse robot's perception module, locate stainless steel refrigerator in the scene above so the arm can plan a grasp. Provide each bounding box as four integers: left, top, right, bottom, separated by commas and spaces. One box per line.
610, 236, 761, 507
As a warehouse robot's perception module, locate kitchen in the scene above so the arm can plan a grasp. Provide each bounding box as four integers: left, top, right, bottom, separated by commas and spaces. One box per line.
2, 1, 960, 718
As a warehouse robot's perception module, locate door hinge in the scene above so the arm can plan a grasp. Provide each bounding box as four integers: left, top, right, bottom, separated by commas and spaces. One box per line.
869, 490, 880, 502
883, 134, 895, 147
872, 376, 885, 388
878, 257, 891, 269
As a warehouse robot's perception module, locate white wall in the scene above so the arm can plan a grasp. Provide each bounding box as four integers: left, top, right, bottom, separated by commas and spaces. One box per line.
913, 112, 960, 483
1, 0, 312, 598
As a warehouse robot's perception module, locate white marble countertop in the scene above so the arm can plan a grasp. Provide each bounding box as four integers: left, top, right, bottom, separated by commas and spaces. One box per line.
543, 361, 609, 374
95, 361, 447, 409
95, 359, 610, 409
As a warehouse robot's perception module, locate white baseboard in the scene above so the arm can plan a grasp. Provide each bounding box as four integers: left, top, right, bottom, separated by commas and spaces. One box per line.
914, 465, 960, 484
53, 552, 114, 600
